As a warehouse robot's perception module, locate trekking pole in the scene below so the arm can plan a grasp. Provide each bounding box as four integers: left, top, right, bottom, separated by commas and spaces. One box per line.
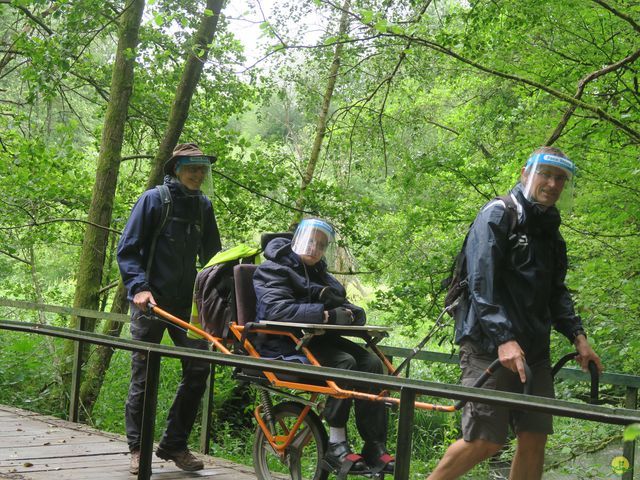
392, 302, 455, 378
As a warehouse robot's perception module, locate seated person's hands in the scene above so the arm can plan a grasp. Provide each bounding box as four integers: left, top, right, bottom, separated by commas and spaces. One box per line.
325, 307, 354, 325
319, 287, 346, 309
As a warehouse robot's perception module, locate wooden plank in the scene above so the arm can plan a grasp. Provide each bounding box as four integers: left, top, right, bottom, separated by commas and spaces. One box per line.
0, 405, 257, 480
0, 433, 119, 448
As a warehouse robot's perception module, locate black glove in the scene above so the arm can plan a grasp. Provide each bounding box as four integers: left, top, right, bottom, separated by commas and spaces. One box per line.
327, 307, 353, 325
319, 287, 346, 309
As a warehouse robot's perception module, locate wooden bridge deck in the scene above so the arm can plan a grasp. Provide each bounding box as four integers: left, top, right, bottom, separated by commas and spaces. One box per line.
0, 405, 257, 480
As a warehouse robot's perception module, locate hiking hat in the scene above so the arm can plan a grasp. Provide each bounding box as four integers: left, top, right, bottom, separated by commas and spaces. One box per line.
163, 143, 217, 176
292, 218, 336, 266
522, 152, 575, 210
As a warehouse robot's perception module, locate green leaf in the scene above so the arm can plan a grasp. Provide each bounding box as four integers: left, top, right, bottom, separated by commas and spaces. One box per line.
389, 25, 404, 35
624, 423, 640, 442
204, 8, 214, 17
324, 36, 337, 46
360, 9, 373, 24
374, 19, 388, 33
154, 13, 164, 27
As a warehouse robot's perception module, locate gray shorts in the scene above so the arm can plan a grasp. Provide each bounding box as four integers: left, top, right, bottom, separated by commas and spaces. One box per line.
459, 341, 554, 445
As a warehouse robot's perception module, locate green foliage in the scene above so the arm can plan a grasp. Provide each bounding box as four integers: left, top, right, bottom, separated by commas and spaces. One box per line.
624, 423, 640, 442
1, 0, 638, 473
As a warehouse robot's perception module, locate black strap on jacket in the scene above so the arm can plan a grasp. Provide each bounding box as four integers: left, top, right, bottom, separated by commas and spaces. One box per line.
145, 185, 173, 282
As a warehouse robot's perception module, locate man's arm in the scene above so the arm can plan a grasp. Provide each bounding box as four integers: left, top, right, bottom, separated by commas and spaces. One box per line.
467, 206, 518, 342
116, 190, 160, 309
550, 235, 603, 373
468, 203, 528, 381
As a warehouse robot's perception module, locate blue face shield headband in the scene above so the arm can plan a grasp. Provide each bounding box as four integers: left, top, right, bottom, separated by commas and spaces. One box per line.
175, 156, 211, 173
525, 153, 576, 178
297, 219, 335, 242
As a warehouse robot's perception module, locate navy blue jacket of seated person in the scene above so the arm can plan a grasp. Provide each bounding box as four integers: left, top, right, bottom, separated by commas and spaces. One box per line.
253, 237, 365, 358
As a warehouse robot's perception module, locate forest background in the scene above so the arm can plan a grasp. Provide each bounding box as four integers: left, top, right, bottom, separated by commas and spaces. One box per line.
0, 0, 638, 477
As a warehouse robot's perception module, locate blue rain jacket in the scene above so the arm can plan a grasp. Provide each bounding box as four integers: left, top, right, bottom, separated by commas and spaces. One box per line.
117, 176, 221, 308
454, 183, 585, 362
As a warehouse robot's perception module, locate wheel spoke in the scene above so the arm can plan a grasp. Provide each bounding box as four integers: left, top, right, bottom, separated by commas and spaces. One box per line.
253, 402, 327, 480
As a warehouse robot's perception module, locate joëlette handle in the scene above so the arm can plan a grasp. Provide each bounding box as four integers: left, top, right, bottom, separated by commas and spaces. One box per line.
552, 352, 599, 404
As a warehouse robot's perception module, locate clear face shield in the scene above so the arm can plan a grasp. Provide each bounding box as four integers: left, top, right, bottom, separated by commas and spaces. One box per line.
175, 156, 214, 197
522, 153, 576, 211
291, 219, 336, 266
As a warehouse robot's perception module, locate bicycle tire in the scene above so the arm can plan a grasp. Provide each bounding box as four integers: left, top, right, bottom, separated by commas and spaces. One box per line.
253, 401, 329, 480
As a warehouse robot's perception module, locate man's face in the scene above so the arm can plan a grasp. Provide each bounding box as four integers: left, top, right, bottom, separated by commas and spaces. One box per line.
299, 230, 329, 266
521, 165, 569, 207
176, 163, 208, 191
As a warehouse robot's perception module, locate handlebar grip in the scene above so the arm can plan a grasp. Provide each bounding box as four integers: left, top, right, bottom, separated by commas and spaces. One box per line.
454, 358, 532, 410
587, 360, 600, 404
551, 352, 600, 404
551, 351, 578, 377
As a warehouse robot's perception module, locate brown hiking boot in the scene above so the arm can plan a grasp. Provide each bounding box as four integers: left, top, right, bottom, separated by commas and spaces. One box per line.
156, 447, 204, 471
129, 449, 140, 474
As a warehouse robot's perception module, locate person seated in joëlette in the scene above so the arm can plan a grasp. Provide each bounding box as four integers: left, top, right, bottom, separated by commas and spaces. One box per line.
252, 218, 395, 475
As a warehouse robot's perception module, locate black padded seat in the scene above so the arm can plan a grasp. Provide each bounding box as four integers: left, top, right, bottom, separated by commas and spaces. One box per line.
260, 232, 293, 251
232, 263, 327, 386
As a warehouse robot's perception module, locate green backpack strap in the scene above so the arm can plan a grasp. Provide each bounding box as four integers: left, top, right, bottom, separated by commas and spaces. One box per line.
145, 185, 172, 281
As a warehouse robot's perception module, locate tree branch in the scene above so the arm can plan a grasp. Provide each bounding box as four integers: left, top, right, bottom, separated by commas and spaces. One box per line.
15, 5, 53, 35
393, 33, 640, 143
210, 168, 316, 215
0, 218, 122, 235
546, 47, 640, 145
591, 0, 640, 33
0, 248, 31, 265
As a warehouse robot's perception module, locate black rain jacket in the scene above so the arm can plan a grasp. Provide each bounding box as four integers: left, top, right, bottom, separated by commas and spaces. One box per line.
117, 176, 221, 309
253, 237, 365, 357
454, 183, 584, 362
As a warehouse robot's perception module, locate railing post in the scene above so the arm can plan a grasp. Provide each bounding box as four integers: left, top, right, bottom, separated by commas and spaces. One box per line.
138, 351, 161, 480
68, 317, 87, 422
394, 387, 416, 480
622, 386, 637, 480
200, 363, 216, 454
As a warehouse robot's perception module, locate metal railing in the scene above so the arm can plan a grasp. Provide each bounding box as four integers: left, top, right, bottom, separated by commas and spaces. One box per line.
0, 298, 638, 480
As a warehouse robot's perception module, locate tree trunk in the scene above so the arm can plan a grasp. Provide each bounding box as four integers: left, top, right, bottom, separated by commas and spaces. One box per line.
146, 0, 225, 188
291, 0, 351, 227
78, 0, 225, 416
63, 0, 145, 391
78, 283, 128, 416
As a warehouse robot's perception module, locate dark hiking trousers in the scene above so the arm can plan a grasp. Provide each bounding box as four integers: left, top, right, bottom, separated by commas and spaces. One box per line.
125, 304, 210, 452
308, 335, 387, 443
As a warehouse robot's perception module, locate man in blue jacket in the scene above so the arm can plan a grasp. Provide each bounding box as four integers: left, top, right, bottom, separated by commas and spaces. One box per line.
117, 143, 221, 474
253, 219, 395, 476
428, 146, 602, 480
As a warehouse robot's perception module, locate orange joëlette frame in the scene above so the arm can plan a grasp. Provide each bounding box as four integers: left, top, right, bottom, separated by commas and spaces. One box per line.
150, 305, 456, 415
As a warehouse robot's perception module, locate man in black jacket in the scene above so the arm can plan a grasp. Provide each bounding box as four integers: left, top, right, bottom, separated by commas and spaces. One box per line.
253, 219, 395, 476
428, 146, 602, 480
117, 143, 221, 474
